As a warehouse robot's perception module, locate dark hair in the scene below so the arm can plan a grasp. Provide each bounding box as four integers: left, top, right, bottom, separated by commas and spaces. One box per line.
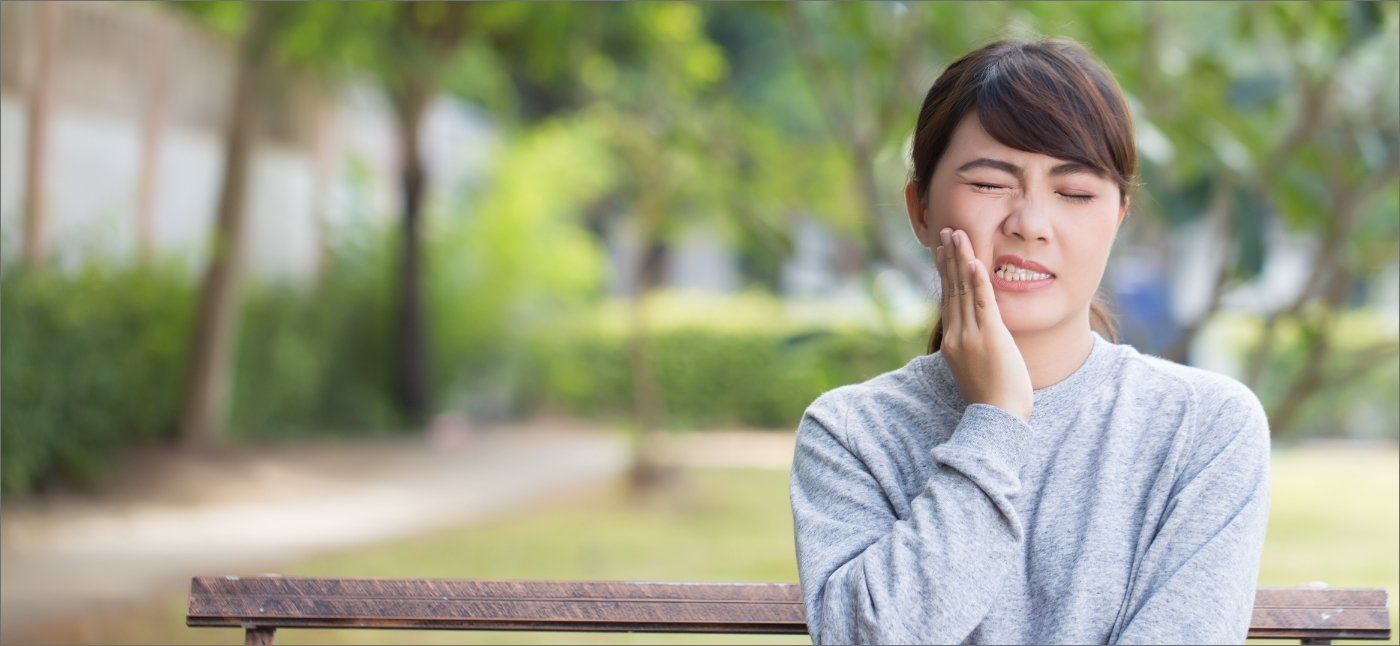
910, 37, 1136, 354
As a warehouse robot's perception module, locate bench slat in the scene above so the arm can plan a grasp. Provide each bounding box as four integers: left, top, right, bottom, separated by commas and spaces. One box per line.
187, 576, 1391, 640
188, 577, 805, 634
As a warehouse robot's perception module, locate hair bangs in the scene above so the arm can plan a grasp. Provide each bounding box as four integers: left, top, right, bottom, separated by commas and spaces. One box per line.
974, 55, 1118, 183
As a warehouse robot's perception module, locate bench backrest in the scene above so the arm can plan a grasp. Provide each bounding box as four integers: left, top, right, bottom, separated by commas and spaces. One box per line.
187, 576, 1391, 645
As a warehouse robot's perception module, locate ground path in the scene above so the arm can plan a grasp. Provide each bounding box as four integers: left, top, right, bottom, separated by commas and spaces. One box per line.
0, 419, 797, 643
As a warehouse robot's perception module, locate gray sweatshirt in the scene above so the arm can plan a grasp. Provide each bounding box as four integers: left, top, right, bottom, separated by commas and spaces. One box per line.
789, 330, 1271, 645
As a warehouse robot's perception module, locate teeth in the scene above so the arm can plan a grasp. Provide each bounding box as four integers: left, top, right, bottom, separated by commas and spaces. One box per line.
996, 264, 1052, 281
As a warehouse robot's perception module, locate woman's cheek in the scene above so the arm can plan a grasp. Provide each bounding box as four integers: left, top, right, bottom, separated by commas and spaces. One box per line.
940, 189, 990, 227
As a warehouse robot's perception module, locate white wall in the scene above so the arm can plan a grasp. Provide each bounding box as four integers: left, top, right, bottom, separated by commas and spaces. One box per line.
0, 84, 498, 281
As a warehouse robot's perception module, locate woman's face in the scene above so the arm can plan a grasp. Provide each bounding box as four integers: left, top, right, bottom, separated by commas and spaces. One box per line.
904, 110, 1126, 334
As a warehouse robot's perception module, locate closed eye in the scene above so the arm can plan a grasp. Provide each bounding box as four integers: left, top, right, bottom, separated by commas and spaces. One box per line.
970, 183, 1095, 203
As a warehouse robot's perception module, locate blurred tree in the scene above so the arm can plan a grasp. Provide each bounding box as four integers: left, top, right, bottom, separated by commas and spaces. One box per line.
703, 4, 858, 291
373, 3, 474, 427
170, 2, 635, 436
770, 2, 1398, 437
782, 2, 941, 286
434, 2, 843, 487
1226, 2, 1399, 436
174, 2, 286, 448
229, 2, 479, 426
164, 1, 1396, 445
417, 2, 796, 488
583, 4, 736, 490
21, 2, 59, 267
1100, 2, 1399, 435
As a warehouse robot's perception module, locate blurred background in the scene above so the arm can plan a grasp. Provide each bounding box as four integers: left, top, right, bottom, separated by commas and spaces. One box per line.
0, 2, 1395, 644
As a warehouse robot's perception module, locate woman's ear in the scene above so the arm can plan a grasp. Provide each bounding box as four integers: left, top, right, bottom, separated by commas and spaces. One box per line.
905, 182, 933, 248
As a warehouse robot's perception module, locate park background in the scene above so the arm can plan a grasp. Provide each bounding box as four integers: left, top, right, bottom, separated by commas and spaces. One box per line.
0, 1, 1396, 644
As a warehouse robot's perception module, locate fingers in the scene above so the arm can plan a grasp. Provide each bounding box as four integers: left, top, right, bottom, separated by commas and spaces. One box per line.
936, 244, 948, 318
969, 254, 1001, 329
937, 229, 958, 335
954, 230, 977, 328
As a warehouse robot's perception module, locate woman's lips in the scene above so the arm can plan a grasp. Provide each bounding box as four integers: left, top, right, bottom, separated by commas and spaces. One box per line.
994, 254, 1056, 276
992, 270, 1055, 292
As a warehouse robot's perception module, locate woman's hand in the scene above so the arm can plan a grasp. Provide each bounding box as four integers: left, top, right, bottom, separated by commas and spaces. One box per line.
935, 228, 1034, 423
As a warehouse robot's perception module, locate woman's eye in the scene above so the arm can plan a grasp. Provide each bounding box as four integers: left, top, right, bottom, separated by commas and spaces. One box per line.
970, 183, 1094, 203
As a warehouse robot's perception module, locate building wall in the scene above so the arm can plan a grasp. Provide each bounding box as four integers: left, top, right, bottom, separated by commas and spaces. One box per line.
0, 2, 495, 282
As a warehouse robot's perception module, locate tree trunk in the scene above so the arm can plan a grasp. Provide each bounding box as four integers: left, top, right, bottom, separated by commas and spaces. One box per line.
21, 2, 58, 267
626, 228, 673, 491
1264, 301, 1337, 439
1264, 264, 1357, 437
1243, 158, 1397, 389
783, 8, 926, 289
391, 86, 433, 427
175, 4, 278, 448
851, 138, 930, 289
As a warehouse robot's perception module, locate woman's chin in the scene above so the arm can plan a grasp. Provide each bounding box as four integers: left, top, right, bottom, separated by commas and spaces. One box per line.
997, 307, 1061, 334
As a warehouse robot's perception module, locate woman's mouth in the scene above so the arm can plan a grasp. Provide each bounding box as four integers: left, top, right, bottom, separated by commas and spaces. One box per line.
992, 264, 1056, 292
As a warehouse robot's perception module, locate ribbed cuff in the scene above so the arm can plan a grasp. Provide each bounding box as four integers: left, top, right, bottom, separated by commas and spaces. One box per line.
935, 403, 1033, 473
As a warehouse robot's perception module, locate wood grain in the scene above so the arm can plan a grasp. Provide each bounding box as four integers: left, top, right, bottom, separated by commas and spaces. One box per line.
186, 576, 1391, 642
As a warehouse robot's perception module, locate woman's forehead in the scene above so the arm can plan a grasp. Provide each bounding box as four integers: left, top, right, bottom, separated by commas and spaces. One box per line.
946, 112, 1107, 180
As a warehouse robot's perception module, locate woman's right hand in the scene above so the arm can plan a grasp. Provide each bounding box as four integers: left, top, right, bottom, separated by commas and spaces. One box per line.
936, 228, 1034, 423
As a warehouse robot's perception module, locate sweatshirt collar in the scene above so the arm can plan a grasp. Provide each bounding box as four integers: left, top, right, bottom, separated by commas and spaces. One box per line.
920, 330, 1122, 420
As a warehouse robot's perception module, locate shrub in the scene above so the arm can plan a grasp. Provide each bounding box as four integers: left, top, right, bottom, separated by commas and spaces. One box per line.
1, 261, 195, 493
229, 229, 402, 439
521, 294, 922, 429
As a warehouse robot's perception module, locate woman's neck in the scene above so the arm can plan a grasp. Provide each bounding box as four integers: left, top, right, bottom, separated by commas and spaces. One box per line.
1012, 320, 1096, 391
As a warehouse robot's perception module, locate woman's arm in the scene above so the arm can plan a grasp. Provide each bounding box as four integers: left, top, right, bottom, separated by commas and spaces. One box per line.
789, 392, 1033, 645
1109, 382, 1272, 644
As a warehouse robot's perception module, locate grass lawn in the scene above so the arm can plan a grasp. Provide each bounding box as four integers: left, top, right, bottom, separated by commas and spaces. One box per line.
22, 444, 1398, 645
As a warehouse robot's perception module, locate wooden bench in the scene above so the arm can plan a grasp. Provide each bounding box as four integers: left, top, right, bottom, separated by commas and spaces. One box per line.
187, 575, 1390, 645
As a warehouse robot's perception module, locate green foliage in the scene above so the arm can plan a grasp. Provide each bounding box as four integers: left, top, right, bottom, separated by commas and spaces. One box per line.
0, 257, 918, 494
428, 116, 614, 416
229, 224, 402, 439
523, 293, 920, 429
12, 1, 1397, 492
1212, 311, 1400, 441
1, 261, 195, 494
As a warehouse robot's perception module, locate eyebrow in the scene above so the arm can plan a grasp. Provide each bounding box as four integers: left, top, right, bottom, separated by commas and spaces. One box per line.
955, 157, 1103, 180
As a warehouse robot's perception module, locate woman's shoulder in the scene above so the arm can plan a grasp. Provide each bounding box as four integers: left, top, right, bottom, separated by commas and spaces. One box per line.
798, 353, 943, 446
1121, 347, 1263, 412
1117, 346, 1270, 447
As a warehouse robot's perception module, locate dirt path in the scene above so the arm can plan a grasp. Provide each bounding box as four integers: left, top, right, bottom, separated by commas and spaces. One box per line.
0, 420, 632, 641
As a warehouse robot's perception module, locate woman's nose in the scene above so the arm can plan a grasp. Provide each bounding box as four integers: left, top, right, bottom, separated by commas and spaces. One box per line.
1003, 198, 1053, 242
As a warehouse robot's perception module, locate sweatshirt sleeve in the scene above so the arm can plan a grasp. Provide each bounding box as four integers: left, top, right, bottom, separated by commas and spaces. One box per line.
788, 392, 1033, 645
1110, 383, 1272, 645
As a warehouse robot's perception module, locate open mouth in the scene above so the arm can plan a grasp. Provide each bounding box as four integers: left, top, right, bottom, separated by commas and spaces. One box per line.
994, 264, 1055, 282
992, 264, 1055, 291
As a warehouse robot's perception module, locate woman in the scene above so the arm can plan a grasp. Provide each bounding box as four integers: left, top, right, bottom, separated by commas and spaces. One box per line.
789, 37, 1271, 645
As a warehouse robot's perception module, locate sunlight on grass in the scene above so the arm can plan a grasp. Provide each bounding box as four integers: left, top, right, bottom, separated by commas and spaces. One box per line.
23, 446, 1398, 645
1253, 444, 1399, 646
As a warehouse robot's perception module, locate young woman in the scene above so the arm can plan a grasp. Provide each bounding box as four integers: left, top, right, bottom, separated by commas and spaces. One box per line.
789, 38, 1271, 645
